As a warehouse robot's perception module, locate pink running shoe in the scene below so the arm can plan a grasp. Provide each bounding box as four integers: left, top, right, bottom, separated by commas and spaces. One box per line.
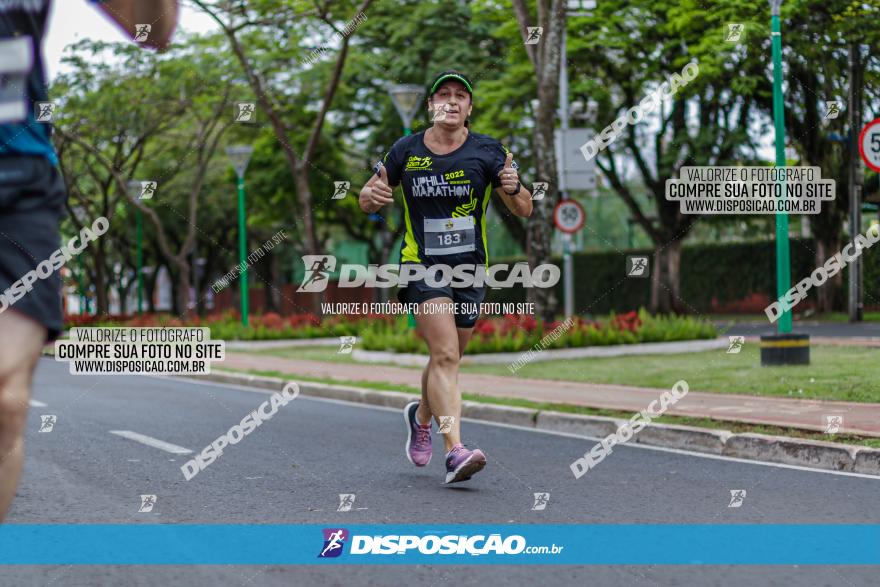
404, 401, 432, 466
444, 443, 486, 484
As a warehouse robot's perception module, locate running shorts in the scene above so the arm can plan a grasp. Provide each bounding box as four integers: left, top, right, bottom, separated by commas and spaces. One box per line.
0, 155, 67, 341
397, 275, 487, 329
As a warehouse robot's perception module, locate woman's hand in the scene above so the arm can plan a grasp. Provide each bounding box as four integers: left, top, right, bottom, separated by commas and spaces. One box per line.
359, 164, 395, 213
498, 153, 520, 194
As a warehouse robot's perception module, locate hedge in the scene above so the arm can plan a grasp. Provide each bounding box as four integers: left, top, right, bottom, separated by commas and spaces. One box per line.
486, 238, 880, 314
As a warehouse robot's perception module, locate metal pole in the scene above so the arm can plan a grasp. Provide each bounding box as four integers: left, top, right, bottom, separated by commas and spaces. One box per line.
237, 176, 249, 326
847, 42, 863, 322
136, 208, 144, 315
770, 7, 793, 334
560, 28, 574, 319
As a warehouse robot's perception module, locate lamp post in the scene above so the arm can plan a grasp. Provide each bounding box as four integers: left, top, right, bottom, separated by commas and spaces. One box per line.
388, 85, 424, 326
761, 0, 810, 365
388, 84, 424, 137
127, 180, 145, 315
769, 0, 792, 336
226, 145, 254, 326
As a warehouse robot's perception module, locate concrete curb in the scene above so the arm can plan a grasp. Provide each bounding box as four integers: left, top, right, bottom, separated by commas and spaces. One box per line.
185, 371, 880, 478
351, 337, 730, 367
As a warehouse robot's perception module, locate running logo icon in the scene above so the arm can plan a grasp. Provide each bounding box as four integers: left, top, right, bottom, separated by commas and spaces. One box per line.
139, 181, 157, 200
297, 255, 336, 292
332, 181, 350, 200
318, 528, 349, 558
38, 415, 57, 433
525, 27, 543, 44
531, 182, 548, 201
626, 256, 649, 278
726, 336, 745, 354
337, 494, 356, 512
437, 416, 455, 434
824, 415, 843, 434
138, 494, 157, 513
825, 101, 841, 119
431, 104, 448, 122
338, 336, 356, 354
728, 490, 746, 508
235, 102, 256, 123
531, 492, 550, 511
725, 23, 743, 42
134, 24, 151, 43
34, 102, 55, 122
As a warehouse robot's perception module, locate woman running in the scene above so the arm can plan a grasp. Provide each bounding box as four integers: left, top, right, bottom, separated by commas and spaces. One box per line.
358, 70, 533, 484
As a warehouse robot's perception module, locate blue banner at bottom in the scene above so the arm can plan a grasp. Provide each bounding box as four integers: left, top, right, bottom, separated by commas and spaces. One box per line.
0, 524, 878, 565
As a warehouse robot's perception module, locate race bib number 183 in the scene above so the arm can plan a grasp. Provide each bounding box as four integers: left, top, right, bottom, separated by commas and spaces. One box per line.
424, 216, 476, 256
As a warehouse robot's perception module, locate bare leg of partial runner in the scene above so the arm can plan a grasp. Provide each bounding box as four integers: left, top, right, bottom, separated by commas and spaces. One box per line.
0, 310, 48, 522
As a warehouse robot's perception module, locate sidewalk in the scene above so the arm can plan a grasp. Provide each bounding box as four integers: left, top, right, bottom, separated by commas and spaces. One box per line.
725, 321, 880, 344
221, 352, 880, 438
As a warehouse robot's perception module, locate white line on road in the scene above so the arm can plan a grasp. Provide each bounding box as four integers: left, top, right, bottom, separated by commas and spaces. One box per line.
109, 430, 193, 455
162, 376, 880, 481
29, 399, 48, 407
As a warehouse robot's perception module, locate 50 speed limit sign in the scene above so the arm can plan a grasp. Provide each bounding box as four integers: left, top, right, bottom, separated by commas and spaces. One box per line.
553, 199, 585, 234
859, 118, 880, 173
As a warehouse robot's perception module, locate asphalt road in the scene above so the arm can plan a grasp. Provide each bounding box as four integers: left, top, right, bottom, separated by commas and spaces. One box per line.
4, 358, 879, 586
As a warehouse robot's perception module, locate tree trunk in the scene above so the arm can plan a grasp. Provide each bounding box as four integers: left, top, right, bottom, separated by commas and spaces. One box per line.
175, 258, 192, 319
93, 246, 109, 316
147, 265, 159, 313
814, 237, 842, 313
649, 238, 683, 314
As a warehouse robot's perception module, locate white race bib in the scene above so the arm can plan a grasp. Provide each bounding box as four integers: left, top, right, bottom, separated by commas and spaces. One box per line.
0, 37, 34, 123
424, 216, 475, 256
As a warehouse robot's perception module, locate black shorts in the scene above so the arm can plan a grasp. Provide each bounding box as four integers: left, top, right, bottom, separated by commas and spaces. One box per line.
397, 276, 487, 329
0, 156, 67, 341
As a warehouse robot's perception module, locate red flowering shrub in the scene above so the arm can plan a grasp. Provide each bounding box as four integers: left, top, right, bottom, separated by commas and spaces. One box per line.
610, 310, 641, 333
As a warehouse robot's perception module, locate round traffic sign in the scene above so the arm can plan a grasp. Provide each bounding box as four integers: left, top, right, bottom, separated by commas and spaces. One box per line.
859, 118, 880, 173
553, 199, 585, 234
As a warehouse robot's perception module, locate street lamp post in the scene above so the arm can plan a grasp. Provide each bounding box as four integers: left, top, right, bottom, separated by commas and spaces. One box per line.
762, 0, 810, 365
226, 145, 254, 326
388, 85, 424, 326
127, 180, 145, 315
388, 84, 424, 137
769, 0, 792, 336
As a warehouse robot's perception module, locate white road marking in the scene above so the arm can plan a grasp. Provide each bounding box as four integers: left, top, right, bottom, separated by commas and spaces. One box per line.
109, 430, 193, 455
29, 399, 48, 407
161, 376, 880, 481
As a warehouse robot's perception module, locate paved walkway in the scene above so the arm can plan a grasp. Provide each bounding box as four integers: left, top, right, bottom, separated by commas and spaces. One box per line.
222, 352, 880, 437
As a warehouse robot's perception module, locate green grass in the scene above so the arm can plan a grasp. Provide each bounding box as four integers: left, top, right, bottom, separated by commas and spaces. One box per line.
242, 344, 880, 402
460, 344, 880, 402
215, 367, 880, 449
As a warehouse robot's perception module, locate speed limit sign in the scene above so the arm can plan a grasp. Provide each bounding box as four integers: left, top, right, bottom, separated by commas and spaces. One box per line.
859, 118, 880, 173
553, 199, 585, 234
